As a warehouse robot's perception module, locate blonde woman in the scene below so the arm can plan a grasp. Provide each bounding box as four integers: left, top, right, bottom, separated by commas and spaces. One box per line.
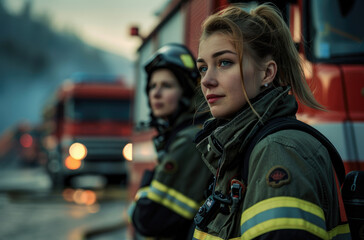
193, 4, 350, 240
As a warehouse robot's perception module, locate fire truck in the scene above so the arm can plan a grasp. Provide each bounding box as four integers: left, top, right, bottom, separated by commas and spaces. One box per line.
285, 0, 364, 172
42, 75, 134, 188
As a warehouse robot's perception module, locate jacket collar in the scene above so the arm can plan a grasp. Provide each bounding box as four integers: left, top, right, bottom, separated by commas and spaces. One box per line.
195, 86, 297, 175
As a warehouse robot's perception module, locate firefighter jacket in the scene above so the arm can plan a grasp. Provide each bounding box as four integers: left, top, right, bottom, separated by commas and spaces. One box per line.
193, 86, 351, 240
130, 112, 212, 239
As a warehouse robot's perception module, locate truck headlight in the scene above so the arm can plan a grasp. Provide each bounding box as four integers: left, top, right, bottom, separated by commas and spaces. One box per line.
123, 143, 132, 161
69, 142, 87, 160
65, 156, 82, 170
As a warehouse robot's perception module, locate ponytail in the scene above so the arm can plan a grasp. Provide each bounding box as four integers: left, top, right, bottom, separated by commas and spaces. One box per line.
252, 3, 324, 110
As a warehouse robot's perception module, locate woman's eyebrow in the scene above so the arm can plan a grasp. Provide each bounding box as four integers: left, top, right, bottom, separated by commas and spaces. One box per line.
197, 49, 237, 63
212, 50, 236, 58
196, 58, 205, 63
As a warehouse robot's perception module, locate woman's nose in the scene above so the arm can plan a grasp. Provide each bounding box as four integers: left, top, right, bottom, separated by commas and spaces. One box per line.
201, 69, 218, 88
150, 86, 162, 98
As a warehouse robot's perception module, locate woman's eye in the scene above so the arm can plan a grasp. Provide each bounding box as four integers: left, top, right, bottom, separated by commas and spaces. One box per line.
149, 83, 156, 90
220, 60, 232, 67
162, 83, 172, 88
198, 66, 207, 74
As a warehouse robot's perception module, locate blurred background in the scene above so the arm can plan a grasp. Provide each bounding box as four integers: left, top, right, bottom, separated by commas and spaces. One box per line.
0, 0, 363, 239
0, 0, 168, 239
0, 0, 169, 135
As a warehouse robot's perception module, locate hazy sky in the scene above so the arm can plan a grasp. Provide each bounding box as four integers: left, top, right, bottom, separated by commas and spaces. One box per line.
2, 0, 170, 60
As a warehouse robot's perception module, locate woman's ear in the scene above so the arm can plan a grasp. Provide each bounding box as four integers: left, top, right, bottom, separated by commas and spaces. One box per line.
261, 60, 277, 86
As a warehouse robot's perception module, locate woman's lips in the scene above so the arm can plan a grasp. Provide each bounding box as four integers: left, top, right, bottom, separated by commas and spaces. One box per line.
153, 103, 164, 109
206, 94, 222, 104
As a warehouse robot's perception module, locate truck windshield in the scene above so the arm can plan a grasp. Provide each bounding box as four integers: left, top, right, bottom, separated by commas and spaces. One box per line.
310, 0, 364, 62
66, 98, 131, 121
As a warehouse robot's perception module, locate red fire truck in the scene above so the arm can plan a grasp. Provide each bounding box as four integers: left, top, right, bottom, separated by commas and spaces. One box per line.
42, 75, 134, 188
286, 0, 364, 172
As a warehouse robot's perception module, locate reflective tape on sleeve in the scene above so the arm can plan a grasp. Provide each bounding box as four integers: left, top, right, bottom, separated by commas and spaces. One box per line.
147, 179, 201, 219
240, 197, 327, 239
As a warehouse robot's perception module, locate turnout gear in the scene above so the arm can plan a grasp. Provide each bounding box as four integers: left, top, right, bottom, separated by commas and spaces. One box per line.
130, 43, 211, 239
193, 86, 351, 239
130, 112, 212, 239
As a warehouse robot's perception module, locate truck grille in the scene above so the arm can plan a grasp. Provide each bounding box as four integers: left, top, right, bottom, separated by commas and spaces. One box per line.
74, 137, 128, 162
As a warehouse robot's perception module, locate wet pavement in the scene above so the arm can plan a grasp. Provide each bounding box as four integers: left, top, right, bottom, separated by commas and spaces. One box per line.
0, 167, 130, 240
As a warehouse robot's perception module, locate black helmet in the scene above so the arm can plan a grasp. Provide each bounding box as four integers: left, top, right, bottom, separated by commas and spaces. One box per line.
144, 43, 199, 98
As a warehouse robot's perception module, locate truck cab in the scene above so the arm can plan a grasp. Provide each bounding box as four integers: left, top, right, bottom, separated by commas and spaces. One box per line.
42, 75, 134, 188
287, 0, 364, 172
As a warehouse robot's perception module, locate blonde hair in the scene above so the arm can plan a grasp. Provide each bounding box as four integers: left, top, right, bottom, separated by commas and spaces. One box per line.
199, 3, 324, 117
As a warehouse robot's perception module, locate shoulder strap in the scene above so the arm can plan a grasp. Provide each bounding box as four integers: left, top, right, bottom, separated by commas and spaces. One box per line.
242, 117, 345, 185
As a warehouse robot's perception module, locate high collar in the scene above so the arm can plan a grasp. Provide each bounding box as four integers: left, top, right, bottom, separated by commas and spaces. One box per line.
154, 110, 209, 153
195, 86, 297, 176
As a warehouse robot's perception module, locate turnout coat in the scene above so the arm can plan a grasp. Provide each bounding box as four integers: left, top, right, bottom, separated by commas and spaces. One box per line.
193, 87, 350, 240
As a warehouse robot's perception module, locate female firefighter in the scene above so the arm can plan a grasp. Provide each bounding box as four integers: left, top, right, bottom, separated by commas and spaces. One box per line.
192, 3, 351, 240
129, 43, 212, 239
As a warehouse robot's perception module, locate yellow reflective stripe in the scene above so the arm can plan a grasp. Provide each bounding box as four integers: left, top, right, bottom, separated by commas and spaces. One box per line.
135, 186, 149, 200
329, 223, 351, 239
151, 180, 200, 209
241, 196, 325, 222
193, 229, 222, 240
241, 197, 327, 240
241, 218, 328, 240
148, 180, 200, 219
129, 187, 150, 222
193, 229, 240, 240
148, 191, 194, 218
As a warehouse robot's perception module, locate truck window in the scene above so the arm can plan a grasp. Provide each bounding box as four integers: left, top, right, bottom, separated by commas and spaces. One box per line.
310, 0, 364, 62
65, 98, 131, 122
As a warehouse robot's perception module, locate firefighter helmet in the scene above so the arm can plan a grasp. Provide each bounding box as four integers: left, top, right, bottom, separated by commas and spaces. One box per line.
144, 43, 199, 98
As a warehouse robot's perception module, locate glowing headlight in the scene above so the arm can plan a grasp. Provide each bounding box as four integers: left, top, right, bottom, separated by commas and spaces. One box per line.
123, 143, 132, 161
65, 156, 82, 170
69, 142, 87, 160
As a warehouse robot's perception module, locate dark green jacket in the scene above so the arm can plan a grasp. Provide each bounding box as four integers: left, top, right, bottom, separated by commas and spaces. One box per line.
193, 87, 350, 240
130, 112, 212, 239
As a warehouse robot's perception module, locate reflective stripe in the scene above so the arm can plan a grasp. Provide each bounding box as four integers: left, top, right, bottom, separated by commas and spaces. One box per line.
241, 207, 326, 231
241, 197, 328, 239
329, 224, 351, 240
193, 229, 240, 240
128, 187, 149, 223
135, 186, 149, 200
242, 218, 328, 240
148, 179, 200, 219
133, 181, 200, 219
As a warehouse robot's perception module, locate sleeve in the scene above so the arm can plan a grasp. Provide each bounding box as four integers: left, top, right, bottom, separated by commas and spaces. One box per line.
240, 130, 335, 240
131, 129, 212, 238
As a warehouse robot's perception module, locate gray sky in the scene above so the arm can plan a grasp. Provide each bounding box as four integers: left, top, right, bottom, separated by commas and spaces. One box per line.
2, 0, 169, 59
